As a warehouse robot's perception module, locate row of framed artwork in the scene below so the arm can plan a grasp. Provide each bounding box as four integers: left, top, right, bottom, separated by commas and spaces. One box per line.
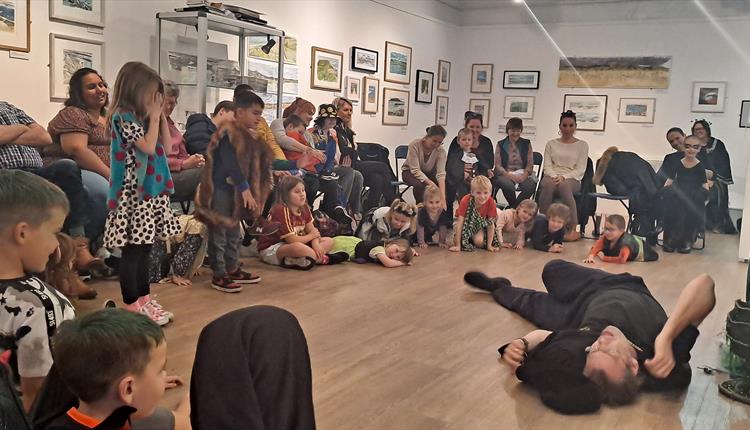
0, 0, 105, 53
470, 66, 540, 93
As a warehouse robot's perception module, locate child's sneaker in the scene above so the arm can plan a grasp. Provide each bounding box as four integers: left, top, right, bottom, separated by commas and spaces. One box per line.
324, 252, 349, 265
147, 296, 174, 320
333, 206, 354, 226
140, 301, 170, 326
211, 276, 243, 293
228, 268, 261, 284
281, 256, 315, 271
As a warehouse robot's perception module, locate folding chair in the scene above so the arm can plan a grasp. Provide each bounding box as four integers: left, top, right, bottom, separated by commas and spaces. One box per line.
393, 145, 412, 199
587, 192, 633, 236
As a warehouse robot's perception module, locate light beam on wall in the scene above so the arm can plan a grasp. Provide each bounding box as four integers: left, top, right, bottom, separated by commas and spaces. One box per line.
693, 0, 750, 67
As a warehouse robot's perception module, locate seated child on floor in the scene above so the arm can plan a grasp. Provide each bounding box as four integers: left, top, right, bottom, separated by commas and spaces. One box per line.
584, 214, 658, 264
495, 199, 537, 250
530, 203, 569, 253
450, 176, 499, 252
356, 199, 417, 242
329, 236, 414, 268
257, 176, 349, 270
414, 185, 451, 248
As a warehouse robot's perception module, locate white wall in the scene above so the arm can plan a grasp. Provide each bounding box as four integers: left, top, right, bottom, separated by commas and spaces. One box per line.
454, 18, 750, 209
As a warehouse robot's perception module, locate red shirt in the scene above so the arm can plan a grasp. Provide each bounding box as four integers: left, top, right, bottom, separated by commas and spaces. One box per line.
166, 116, 189, 172
456, 194, 497, 219
257, 204, 313, 251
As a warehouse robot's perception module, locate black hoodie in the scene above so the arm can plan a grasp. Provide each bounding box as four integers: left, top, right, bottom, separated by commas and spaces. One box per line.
184, 113, 216, 155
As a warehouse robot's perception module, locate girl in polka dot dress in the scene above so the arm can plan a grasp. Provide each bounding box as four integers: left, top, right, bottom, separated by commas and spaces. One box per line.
104, 62, 181, 326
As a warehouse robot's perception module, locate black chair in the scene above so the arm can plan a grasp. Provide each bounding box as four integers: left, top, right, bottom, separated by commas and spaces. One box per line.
393, 144, 411, 199
587, 192, 633, 235
171, 195, 193, 214
572, 158, 597, 238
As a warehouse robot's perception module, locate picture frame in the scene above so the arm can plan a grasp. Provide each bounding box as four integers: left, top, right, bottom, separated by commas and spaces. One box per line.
382, 88, 409, 126
470, 64, 494, 93
384, 41, 412, 84
362, 76, 380, 114
49, 33, 104, 101
311, 46, 343, 92
503, 70, 540, 89
740, 100, 750, 128
350, 46, 378, 73
468, 98, 491, 128
435, 96, 449, 126
563, 94, 608, 132
618, 97, 656, 124
503, 96, 535, 120
0, 0, 30, 52
344, 76, 361, 104
415, 69, 434, 104
691, 81, 727, 113
437, 59, 451, 91
49, 0, 105, 28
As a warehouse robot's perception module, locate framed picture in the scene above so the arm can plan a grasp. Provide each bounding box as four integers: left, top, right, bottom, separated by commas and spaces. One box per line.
618, 98, 656, 124
384, 41, 412, 84
415, 69, 434, 104
503, 70, 540, 89
362, 76, 380, 114
740, 100, 750, 128
435, 96, 449, 126
438, 59, 451, 91
691, 81, 726, 113
468, 98, 491, 128
503, 96, 535, 120
0, 0, 30, 52
344, 76, 361, 104
350, 46, 378, 73
471, 64, 493, 93
563, 94, 608, 132
559, 56, 671, 89
382, 88, 409, 126
311, 46, 343, 91
49, 0, 105, 28
49, 33, 104, 101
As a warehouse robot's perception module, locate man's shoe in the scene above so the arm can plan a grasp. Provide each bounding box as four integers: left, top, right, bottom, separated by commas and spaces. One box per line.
463, 271, 509, 293
211, 276, 243, 293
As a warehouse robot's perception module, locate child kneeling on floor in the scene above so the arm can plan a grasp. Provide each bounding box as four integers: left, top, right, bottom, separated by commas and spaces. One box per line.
529, 203, 569, 253
495, 198, 537, 250
450, 176, 499, 252
356, 199, 417, 242
257, 176, 349, 270
329, 236, 414, 268
584, 213, 658, 264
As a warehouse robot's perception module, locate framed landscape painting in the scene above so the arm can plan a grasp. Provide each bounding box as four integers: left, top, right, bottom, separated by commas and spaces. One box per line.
435, 96, 449, 126
49, 0, 105, 28
691, 81, 726, 113
415, 69, 434, 104
49, 33, 104, 101
344, 76, 360, 104
618, 98, 655, 124
558, 56, 671, 89
362, 76, 379, 114
351, 46, 377, 73
0, 0, 30, 52
469, 98, 491, 128
311, 46, 343, 91
563, 94, 608, 131
503, 70, 540, 89
471, 64, 493, 93
438, 59, 451, 91
384, 41, 412, 84
503, 96, 535, 119
383, 88, 409, 126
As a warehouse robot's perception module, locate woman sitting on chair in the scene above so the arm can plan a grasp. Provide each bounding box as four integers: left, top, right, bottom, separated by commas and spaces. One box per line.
490, 117, 536, 208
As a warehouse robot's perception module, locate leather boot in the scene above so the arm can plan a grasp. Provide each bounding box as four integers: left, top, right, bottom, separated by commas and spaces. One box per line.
66, 272, 97, 300
73, 237, 108, 272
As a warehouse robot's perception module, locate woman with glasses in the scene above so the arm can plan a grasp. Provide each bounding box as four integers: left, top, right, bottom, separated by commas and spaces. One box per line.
445, 111, 494, 216
691, 119, 736, 234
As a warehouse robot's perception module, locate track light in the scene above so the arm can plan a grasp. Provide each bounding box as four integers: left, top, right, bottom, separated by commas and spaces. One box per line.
261, 36, 276, 54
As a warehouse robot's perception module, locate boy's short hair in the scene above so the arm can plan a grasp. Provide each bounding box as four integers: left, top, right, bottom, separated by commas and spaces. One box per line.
386, 238, 414, 264
546, 203, 570, 222
506, 117, 523, 132
212, 100, 235, 117
53, 309, 165, 403
606, 214, 627, 231
0, 169, 69, 232
283, 114, 305, 129
517, 199, 538, 213
234, 89, 264, 109
457, 128, 473, 140
233, 84, 252, 97
470, 175, 492, 192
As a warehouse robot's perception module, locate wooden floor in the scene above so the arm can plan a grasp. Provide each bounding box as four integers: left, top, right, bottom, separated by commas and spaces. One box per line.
79, 233, 750, 429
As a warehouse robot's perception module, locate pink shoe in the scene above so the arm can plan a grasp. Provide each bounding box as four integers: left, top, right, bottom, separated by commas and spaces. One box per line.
139, 300, 170, 326
148, 297, 173, 320
123, 301, 140, 313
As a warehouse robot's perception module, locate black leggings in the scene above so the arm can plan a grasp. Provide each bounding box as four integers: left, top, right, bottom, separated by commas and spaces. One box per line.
355, 160, 395, 210
120, 244, 152, 304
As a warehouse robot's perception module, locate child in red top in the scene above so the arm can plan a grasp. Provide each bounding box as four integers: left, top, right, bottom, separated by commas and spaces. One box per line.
282, 114, 319, 173
450, 176, 500, 252
257, 176, 348, 269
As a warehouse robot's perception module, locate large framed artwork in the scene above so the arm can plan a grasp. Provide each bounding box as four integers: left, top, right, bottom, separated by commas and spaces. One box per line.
563, 94, 608, 132
691, 81, 726, 113
618, 98, 655, 124
503, 70, 540, 89
740, 100, 750, 128
435, 96, 449, 126
415, 69, 434, 104
344, 76, 361, 104
49, 33, 104, 101
311, 46, 343, 91
351, 46, 378, 73
503, 96, 535, 120
558, 56, 672, 89
468, 98, 491, 128
383, 88, 409, 126
384, 41, 412, 84
437, 59, 451, 91
49, 0, 105, 28
0, 0, 30, 52
471, 64, 493, 93
362, 76, 379, 114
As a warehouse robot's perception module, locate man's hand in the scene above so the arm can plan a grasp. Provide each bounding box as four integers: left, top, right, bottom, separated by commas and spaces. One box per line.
644, 334, 676, 378
502, 338, 527, 371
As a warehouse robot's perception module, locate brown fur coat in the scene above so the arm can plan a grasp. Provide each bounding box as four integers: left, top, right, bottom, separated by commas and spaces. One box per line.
194, 121, 274, 228
592, 146, 618, 186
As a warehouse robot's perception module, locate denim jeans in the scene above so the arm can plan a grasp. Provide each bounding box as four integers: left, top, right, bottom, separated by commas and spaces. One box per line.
80, 169, 109, 243
207, 187, 241, 277
30, 159, 88, 235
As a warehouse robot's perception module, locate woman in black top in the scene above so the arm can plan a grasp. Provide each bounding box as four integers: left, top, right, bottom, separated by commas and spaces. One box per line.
445, 111, 494, 215
691, 119, 736, 234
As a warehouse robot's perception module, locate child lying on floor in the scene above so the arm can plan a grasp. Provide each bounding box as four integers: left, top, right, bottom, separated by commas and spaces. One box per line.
330, 236, 414, 268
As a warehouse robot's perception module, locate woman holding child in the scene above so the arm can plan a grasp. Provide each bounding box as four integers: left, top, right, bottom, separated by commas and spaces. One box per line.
402, 125, 448, 207
446, 111, 494, 215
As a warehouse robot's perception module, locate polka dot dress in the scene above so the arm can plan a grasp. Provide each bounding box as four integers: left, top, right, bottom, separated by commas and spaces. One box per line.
104, 121, 181, 248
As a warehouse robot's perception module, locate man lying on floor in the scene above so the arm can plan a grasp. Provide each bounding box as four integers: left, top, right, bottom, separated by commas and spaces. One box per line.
464, 259, 716, 414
